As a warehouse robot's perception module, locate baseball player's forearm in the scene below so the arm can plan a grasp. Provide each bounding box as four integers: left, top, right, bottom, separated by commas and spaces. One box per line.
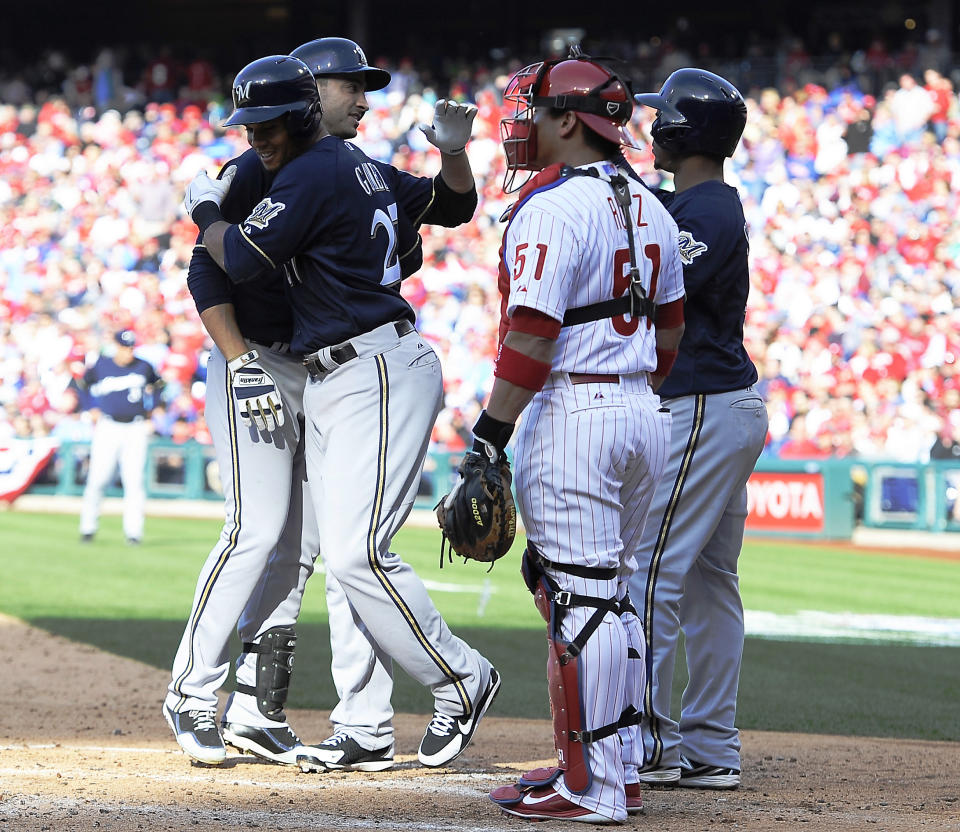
200, 303, 251, 362
651, 323, 685, 391
200, 223, 230, 272
485, 331, 556, 424
422, 173, 478, 226
485, 380, 535, 425
655, 323, 685, 353
438, 152, 475, 194
187, 242, 234, 314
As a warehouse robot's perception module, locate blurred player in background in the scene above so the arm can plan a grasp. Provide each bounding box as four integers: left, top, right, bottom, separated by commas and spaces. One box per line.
626, 69, 767, 792
78, 329, 163, 545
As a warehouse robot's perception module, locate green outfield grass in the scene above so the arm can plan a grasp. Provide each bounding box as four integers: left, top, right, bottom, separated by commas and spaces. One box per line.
1, 511, 958, 740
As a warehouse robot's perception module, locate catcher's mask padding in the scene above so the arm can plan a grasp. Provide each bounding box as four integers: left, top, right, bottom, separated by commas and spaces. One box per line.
235, 626, 296, 721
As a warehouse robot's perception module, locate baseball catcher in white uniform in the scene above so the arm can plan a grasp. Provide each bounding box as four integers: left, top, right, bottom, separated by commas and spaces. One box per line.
473, 48, 686, 823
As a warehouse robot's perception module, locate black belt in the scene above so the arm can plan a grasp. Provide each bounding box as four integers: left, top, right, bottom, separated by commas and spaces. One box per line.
109, 414, 144, 423
249, 339, 291, 354
303, 319, 415, 378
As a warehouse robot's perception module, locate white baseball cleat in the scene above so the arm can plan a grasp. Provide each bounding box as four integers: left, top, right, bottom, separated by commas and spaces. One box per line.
163, 704, 226, 765
296, 731, 395, 772
418, 666, 501, 767
221, 721, 316, 766
677, 754, 741, 789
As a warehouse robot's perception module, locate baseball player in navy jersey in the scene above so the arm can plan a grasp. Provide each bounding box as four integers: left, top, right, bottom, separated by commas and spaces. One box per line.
173, 53, 498, 771
78, 329, 162, 545
166, 39, 440, 770
625, 69, 767, 792
165, 39, 472, 769
481, 51, 685, 824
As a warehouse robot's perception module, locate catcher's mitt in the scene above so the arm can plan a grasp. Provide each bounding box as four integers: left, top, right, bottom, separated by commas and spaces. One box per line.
436, 449, 517, 565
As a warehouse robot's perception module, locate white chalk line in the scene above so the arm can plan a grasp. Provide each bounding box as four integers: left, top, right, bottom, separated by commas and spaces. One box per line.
0, 791, 503, 832
0, 754, 506, 796
745, 609, 960, 646
324, 561, 960, 642
0, 757, 511, 831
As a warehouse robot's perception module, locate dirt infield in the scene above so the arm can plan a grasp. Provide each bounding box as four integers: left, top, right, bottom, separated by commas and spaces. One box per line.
1, 614, 957, 831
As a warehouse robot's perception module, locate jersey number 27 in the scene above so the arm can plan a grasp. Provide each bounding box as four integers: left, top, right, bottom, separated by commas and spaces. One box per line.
371, 202, 401, 286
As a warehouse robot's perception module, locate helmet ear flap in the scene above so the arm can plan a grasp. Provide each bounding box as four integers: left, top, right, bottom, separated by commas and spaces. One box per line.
651, 121, 693, 153
286, 98, 322, 137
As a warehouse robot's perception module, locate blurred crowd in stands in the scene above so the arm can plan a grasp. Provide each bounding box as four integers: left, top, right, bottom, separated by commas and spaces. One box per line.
1, 34, 959, 469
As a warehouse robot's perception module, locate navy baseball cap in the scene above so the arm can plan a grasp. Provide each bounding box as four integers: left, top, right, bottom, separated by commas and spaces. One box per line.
115, 330, 136, 347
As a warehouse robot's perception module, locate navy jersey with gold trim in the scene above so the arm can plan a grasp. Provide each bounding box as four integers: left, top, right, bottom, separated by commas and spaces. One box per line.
188, 143, 439, 351
221, 136, 432, 353
186, 149, 291, 344
655, 181, 758, 397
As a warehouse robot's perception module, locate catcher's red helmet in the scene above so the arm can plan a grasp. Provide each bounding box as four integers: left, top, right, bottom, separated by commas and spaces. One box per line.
501, 54, 638, 191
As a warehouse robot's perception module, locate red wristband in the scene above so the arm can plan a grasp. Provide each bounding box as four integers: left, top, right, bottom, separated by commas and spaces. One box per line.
495, 344, 552, 391
653, 347, 678, 379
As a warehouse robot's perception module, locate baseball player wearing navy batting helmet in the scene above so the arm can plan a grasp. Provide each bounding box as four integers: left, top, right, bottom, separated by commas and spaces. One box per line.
167, 45, 496, 772
625, 68, 767, 792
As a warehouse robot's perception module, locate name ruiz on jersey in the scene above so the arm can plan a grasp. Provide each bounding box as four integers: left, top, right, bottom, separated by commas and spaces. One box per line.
355, 163, 388, 195
677, 230, 708, 265
244, 198, 286, 232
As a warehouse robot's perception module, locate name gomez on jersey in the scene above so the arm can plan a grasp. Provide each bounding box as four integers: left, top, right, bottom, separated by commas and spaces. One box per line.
220, 136, 417, 353
504, 162, 684, 376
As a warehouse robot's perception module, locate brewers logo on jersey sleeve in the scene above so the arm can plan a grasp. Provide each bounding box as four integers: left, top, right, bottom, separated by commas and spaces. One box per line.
677, 230, 708, 265
223, 148, 331, 282
244, 198, 286, 233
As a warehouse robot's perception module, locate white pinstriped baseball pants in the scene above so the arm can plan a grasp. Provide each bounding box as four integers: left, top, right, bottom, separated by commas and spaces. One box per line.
514, 371, 671, 822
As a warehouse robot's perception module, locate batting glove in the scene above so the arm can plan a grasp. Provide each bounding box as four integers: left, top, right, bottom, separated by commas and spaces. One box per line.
418, 99, 478, 156
183, 165, 237, 218
227, 349, 285, 432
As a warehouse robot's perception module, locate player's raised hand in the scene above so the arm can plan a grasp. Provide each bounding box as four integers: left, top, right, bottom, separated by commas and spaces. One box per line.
418, 99, 478, 156
227, 349, 285, 432
183, 165, 238, 218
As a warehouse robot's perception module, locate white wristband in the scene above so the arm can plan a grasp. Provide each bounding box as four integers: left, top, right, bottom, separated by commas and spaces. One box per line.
228, 350, 259, 372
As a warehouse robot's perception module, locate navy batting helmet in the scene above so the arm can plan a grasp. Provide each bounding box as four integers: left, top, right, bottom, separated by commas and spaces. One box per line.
635, 68, 747, 158
223, 55, 321, 135
290, 37, 391, 91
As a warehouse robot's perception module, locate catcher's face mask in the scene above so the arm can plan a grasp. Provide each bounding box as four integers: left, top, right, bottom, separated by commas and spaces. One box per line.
500, 61, 545, 192
500, 50, 638, 193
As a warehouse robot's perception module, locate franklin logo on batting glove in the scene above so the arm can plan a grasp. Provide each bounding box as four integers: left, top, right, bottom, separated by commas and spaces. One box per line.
227, 350, 285, 432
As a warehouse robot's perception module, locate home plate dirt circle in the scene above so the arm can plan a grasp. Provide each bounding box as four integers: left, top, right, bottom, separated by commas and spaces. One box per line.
1, 614, 956, 831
